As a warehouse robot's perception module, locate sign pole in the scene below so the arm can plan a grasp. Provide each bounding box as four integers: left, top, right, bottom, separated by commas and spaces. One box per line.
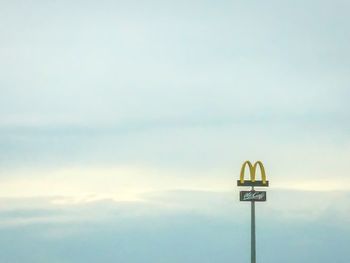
251, 187, 256, 263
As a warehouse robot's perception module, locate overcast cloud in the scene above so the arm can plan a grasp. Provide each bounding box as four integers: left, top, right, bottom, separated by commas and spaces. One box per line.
0, 0, 350, 262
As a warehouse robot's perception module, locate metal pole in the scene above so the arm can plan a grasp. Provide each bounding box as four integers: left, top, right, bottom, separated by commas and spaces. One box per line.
251, 188, 256, 263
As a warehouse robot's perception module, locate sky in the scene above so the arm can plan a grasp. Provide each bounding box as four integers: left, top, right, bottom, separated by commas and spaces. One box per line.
0, 0, 350, 262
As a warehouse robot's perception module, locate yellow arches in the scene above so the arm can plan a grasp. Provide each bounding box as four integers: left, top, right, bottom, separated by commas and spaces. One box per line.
239, 161, 267, 184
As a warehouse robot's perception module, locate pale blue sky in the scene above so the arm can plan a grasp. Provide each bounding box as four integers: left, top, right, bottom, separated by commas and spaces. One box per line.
0, 0, 349, 262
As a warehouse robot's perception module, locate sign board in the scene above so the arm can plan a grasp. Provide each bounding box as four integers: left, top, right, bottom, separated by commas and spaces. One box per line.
240, 191, 266, 202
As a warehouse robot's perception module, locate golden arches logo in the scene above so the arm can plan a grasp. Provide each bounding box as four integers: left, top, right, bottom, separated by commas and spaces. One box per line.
238, 161, 269, 187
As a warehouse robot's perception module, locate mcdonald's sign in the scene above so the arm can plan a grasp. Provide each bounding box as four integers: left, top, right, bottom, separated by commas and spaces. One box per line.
237, 160, 269, 263
237, 161, 269, 187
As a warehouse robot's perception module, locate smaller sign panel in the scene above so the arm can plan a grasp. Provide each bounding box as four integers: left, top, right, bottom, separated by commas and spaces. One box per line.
240, 191, 266, 202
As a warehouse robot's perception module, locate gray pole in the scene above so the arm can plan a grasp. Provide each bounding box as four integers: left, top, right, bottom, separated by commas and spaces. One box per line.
251, 188, 256, 263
